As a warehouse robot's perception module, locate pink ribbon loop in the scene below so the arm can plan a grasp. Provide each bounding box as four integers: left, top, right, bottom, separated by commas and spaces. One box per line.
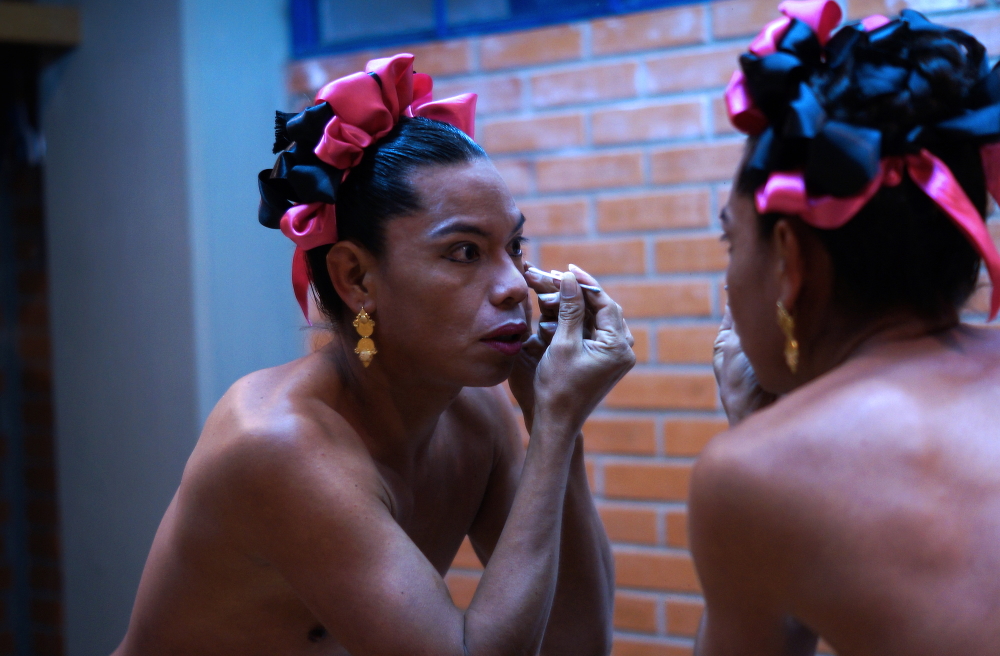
756, 150, 1000, 320
280, 202, 339, 252
280, 202, 338, 326
981, 141, 1000, 208
725, 70, 769, 135
908, 149, 1000, 321
412, 93, 478, 140
778, 0, 841, 45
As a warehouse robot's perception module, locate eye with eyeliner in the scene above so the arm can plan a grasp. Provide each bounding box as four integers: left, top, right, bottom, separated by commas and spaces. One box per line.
446, 242, 480, 263
509, 235, 528, 258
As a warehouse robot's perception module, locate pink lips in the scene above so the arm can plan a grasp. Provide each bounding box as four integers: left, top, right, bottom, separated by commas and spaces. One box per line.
481, 323, 526, 357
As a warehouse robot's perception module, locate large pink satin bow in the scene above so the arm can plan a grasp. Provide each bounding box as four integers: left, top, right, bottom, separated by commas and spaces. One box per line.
278, 53, 478, 322
757, 150, 1000, 320
725, 0, 843, 134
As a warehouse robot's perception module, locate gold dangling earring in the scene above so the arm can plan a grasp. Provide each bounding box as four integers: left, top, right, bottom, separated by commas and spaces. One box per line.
776, 301, 799, 374
353, 307, 377, 367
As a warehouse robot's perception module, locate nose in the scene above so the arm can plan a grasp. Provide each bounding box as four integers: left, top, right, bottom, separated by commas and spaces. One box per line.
490, 256, 529, 309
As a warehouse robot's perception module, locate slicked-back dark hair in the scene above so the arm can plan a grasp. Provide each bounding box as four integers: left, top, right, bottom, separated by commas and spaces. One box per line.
307, 116, 488, 324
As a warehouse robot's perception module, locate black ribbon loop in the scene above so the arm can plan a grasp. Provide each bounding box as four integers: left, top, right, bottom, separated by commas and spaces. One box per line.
257, 102, 344, 229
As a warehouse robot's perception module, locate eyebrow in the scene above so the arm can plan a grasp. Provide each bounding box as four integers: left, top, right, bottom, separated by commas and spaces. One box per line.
428, 213, 526, 240
428, 220, 490, 239
511, 213, 526, 236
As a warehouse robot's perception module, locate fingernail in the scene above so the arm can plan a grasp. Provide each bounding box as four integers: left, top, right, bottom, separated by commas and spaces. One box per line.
539, 321, 557, 332
560, 271, 578, 298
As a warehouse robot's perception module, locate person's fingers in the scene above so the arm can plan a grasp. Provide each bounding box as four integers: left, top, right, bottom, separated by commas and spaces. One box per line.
538, 321, 557, 345
552, 271, 585, 346
585, 282, 628, 345
523, 261, 560, 294
561, 264, 616, 319
720, 304, 734, 332
520, 334, 547, 359
536, 292, 560, 312
567, 263, 600, 287
623, 317, 635, 348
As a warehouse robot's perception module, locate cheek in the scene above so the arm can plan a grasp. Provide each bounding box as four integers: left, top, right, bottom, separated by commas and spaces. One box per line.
725, 241, 785, 389
375, 268, 481, 352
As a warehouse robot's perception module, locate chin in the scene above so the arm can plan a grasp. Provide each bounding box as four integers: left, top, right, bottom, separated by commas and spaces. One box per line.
461, 360, 515, 388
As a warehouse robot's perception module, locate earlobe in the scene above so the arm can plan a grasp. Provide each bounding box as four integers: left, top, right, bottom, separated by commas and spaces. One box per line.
326, 242, 378, 314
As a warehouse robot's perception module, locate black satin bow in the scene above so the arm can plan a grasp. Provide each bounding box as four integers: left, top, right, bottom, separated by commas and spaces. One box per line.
741, 9, 999, 199
257, 102, 344, 229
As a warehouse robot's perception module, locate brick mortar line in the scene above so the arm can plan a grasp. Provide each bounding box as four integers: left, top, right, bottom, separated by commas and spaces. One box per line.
513, 184, 737, 202
486, 132, 744, 154
587, 408, 721, 419
611, 628, 696, 643
469, 88, 725, 121
531, 227, 722, 241
597, 499, 689, 510
591, 454, 698, 465
526, 92, 737, 115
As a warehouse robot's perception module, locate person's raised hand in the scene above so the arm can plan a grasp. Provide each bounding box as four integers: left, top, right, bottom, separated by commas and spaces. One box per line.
713, 305, 777, 425
532, 265, 635, 437
507, 262, 558, 426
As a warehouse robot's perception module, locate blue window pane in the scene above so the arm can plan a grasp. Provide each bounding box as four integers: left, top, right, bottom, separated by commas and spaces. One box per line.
447, 0, 511, 26
316, 0, 435, 46
512, 0, 605, 17
293, 0, 693, 58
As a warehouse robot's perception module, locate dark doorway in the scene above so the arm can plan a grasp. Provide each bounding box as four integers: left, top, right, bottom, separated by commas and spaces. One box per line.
0, 43, 64, 656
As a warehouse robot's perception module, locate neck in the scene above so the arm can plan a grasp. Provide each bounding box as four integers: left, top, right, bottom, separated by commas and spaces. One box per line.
797, 305, 959, 384
320, 334, 464, 467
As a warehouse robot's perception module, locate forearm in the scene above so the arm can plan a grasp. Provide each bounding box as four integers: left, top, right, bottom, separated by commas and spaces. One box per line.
463, 416, 576, 656
540, 435, 615, 656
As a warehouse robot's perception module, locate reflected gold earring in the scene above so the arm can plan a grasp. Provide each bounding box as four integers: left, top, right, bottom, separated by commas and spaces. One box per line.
776, 301, 798, 374
353, 307, 377, 367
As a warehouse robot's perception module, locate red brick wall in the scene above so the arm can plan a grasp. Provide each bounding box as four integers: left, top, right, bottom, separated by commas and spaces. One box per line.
288, 2, 1000, 654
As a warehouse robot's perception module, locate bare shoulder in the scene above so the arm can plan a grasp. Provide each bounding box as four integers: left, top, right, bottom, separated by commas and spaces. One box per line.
181, 360, 386, 523
693, 325, 1000, 596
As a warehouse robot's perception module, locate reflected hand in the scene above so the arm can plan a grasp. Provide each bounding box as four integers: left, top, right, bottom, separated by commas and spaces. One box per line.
713, 305, 777, 425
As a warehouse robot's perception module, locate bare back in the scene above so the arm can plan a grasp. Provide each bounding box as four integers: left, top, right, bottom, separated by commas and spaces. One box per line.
692, 325, 1000, 656
113, 350, 514, 656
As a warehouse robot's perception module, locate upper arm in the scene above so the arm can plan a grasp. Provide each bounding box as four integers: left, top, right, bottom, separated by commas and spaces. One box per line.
466, 386, 526, 565
227, 425, 467, 656
689, 434, 818, 656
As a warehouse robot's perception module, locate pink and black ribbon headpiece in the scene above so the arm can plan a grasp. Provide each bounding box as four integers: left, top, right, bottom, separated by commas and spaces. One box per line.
725, 1, 1000, 320
257, 53, 478, 322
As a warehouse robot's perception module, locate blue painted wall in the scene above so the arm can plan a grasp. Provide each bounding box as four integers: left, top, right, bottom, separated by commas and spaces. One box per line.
40, 0, 298, 653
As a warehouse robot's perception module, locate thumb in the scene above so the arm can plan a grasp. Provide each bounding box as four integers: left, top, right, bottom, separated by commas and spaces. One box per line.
553, 271, 584, 344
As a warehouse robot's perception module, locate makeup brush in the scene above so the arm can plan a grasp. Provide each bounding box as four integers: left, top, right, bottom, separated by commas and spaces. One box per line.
526, 267, 602, 293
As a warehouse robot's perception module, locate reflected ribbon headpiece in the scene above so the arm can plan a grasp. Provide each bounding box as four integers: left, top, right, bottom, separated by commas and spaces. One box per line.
724, 1, 1000, 320
257, 53, 478, 322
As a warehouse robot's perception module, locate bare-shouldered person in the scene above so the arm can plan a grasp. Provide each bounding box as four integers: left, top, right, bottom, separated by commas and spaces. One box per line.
689, 5, 1000, 656
112, 54, 635, 656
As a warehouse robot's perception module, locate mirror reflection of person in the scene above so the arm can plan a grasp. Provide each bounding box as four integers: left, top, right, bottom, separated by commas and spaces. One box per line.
692, 4, 1000, 655
112, 59, 635, 656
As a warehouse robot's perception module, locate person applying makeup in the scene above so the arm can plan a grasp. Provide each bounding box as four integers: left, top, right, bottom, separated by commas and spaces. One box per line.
111, 54, 635, 656
693, 3, 1000, 655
